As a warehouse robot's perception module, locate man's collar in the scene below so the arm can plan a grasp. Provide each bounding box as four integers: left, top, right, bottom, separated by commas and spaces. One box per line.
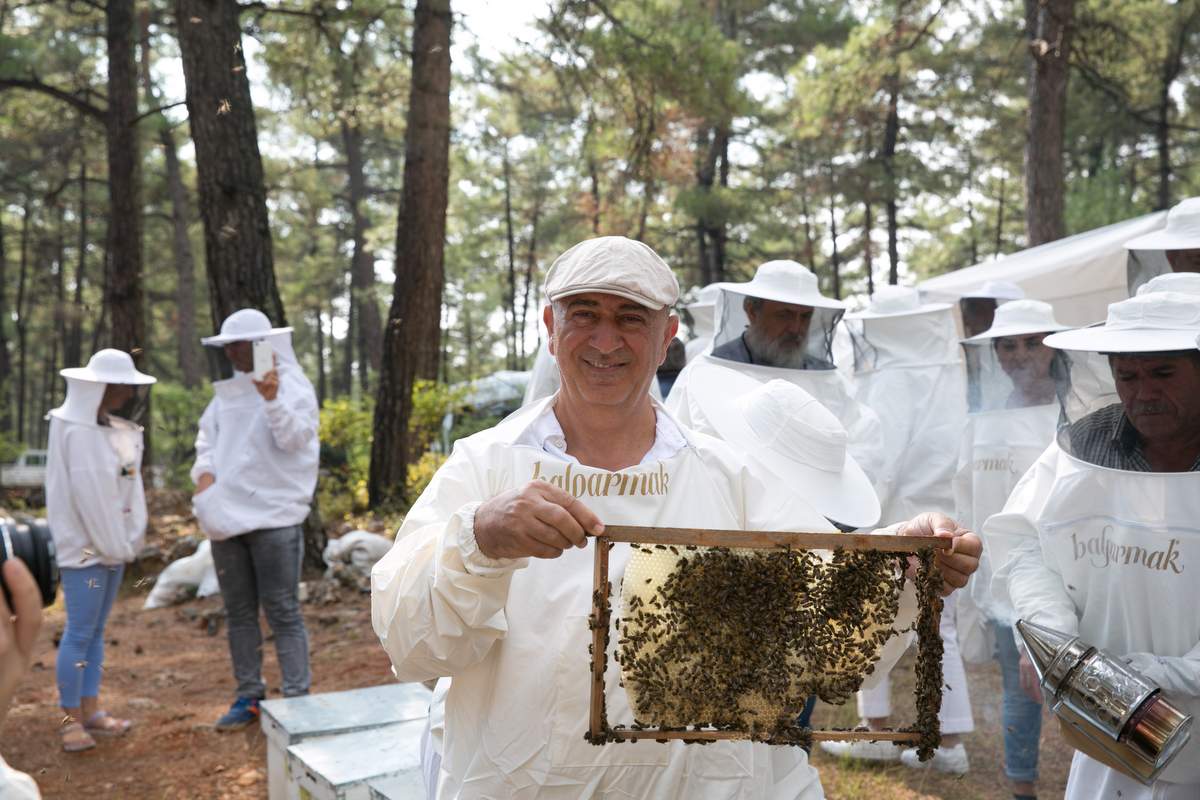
511, 393, 692, 459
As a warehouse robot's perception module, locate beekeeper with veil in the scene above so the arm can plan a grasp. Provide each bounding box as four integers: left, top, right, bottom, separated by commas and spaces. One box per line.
951, 298, 1071, 797
46, 349, 155, 751
191, 308, 320, 730
819, 285, 976, 773
665, 260, 885, 501
371, 236, 982, 800
987, 288, 1200, 800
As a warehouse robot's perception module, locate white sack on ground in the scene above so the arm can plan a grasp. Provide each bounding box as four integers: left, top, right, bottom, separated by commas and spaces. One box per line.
323, 530, 393, 577
143, 540, 219, 609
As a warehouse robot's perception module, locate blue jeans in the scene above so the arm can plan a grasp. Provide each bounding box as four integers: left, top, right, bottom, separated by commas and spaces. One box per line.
57, 564, 124, 709
993, 619, 1042, 783
211, 525, 310, 698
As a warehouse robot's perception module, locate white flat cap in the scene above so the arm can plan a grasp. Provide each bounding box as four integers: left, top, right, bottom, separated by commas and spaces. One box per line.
544, 236, 679, 310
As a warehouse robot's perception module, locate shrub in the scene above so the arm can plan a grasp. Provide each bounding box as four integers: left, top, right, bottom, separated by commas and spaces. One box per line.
151, 382, 214, 489
406, 451, 448, 500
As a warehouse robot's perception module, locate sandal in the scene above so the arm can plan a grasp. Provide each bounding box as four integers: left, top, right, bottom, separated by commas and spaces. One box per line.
83, 710, 132, 736
61, 721, 97, 753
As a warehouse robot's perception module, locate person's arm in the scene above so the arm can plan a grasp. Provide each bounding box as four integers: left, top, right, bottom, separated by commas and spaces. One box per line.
259, 370, 319, 453
987, 446, 1078, 636
65, 431, 139, 563
1123, 643, 1200, 698
371, 452, 601, 681
190, 400, 218, 487
985, 445, 1076, 701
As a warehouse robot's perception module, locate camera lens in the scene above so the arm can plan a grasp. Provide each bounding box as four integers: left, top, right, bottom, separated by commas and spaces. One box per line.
0, 517, 60, 608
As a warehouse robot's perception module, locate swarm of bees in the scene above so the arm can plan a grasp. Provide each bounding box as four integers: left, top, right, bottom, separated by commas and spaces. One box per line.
589, 542, 943, 757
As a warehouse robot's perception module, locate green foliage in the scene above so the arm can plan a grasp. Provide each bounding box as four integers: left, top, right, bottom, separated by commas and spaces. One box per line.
316, 381, 465, 519
406, 451, 448, 502
318, 396, 374, 520
150, 382, 214, 489
410, 380, 468, 455
0, 430, 22, 464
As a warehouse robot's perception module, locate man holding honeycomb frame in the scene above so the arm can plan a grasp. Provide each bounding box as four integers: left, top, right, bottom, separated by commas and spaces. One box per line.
371, 236, 982, 799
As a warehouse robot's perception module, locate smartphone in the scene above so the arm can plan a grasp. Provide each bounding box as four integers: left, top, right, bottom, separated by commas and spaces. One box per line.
252, 339, 274, 381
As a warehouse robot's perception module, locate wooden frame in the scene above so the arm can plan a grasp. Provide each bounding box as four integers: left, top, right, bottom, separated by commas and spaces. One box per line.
587, 525, 952, 746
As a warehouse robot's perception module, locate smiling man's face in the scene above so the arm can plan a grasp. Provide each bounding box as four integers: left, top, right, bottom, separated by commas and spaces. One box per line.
546, 292, 677, 410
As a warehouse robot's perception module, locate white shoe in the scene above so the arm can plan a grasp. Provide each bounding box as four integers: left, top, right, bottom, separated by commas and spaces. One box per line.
819, 738, 901, 762
899, 742, 970, 775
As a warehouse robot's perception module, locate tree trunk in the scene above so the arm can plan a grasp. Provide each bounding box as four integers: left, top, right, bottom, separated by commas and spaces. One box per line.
863, 200, 874, 296
370, 0, 452, 510
502, 142, 518, 370
965, 147, 979, 265
16, 203, 30, 442
105, 0, 145, 357
519, 186, 542, 365
584, 111, 601, 234
799, 167, 817, 272
1023, 0, 1074, 246
995, 172, 1006, 258
882, 75, 901, 284
50, 203, 66, 417
314, 308, 326, 406
827, 161, 841, 300
0, 213, 9, 434
342, 270, 355, 396
163, 128, 202, 387
176, 0, 286, 329
66, 155, 87, 370
342, 120, 382, 392
694, 125, 730, 286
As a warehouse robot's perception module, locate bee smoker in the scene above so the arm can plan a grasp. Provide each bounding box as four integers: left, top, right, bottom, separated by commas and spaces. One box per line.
1016, 619, 1193, 784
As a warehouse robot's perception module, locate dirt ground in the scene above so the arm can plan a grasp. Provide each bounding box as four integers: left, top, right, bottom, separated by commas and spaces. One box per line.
2, 502, 1075, 800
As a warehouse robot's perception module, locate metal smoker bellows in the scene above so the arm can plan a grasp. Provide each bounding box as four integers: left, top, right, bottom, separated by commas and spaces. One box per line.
1016, 619, 1193, 784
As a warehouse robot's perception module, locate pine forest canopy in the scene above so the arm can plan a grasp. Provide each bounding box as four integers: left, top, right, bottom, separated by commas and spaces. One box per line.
0, 0, 1197, 490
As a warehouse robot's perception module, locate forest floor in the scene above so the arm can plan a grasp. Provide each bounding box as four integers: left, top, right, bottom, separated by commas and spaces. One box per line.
2, 498, 1074, 800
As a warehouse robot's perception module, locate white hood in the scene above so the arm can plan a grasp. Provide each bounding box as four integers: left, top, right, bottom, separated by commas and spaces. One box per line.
50, 377, 108, 426
849, 308, 966, 525
848, 305, 961, 371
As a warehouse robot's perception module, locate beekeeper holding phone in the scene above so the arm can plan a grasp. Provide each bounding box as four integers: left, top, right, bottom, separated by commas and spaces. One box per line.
191, 308, 320, 730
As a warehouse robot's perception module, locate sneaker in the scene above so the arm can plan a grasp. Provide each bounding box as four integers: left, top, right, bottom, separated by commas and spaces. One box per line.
819, 738, 901, 762
215, 696, 260, 731
899, 742, 970, 775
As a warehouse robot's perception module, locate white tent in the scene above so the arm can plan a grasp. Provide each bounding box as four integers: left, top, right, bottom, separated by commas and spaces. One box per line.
918, 211, 1170, 326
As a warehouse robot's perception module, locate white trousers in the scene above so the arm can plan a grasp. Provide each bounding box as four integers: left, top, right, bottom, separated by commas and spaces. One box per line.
857, 593, 975, 735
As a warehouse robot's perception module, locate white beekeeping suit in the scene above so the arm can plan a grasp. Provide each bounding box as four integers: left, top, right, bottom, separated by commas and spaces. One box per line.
372, 394, 917, 800
45, 350, 156, 567
190, 309, 319, 540
845, 285, 964, 524
955, 300, 1071, 624
829, 287, 974, 770
988, 291, 1200, 800
667, 260, 886, 516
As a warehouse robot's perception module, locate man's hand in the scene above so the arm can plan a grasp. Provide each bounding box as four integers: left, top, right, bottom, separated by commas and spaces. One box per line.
194, 472, 215, 495
253, 362, 280, 402
0, 558, 43, 725
897, 512, 982, 597
1019, 649, 1044, 703
474, 481, 604, 560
